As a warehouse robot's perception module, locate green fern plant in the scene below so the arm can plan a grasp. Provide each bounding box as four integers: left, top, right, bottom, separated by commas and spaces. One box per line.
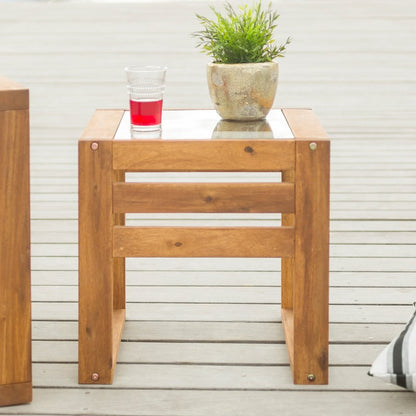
193, 1, 291, 64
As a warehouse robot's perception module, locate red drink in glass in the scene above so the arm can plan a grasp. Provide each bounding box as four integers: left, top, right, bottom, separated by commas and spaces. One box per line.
129, 99, 163, 127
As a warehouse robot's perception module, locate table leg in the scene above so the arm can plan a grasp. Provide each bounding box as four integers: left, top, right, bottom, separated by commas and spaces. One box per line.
282, 140, 330, 385
113, 171, 126, 311
78, 140, 125, 384
294, 140, 330, 384
281, 169, 295, 310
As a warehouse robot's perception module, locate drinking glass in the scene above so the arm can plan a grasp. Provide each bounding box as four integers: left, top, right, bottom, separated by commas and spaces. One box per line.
125, 65, 167, 132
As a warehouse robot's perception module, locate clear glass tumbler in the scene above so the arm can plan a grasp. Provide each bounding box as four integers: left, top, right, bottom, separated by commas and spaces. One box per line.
125, 65, 167, 132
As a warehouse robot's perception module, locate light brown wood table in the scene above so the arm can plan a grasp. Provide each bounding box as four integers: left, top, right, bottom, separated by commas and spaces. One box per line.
78, 108, 330, 385
0, 77, 32, 406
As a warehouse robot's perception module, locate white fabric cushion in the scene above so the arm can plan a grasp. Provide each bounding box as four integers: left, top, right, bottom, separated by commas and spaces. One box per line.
369, 306, 416, 391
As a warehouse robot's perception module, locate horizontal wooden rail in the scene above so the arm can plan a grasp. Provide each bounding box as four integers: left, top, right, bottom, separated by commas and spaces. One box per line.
113, 226, 294, 258
80, 109, 124, 141
113, 140, 295, 172
282, 108, 328, 140
113, 182, 295, 214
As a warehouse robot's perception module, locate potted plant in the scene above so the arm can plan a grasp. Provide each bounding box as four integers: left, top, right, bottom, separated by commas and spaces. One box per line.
193, 1, 290, 121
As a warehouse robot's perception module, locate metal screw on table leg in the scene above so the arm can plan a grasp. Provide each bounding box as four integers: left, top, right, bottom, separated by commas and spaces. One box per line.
309, 142, 317, 151
307, 374, 316, 382
91, 372, 100, 382
90, 142, 99, 151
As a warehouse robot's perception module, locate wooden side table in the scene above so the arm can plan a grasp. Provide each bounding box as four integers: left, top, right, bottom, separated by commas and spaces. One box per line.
78, 109, 330, 385
0, 77, 32, 406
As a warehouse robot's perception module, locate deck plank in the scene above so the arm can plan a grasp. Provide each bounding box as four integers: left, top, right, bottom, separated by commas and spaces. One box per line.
31, 303, 415, 324
30, 285, 416, 305
5, 390, 416, 416
24, 363, 408, 392
32, 340, 388, 366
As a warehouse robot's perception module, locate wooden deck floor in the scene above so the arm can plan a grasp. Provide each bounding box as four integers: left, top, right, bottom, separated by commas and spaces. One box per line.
1, 0, 416, 414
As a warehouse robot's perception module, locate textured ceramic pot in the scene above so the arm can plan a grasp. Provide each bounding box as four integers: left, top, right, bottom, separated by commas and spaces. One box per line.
207, 61, 278, 121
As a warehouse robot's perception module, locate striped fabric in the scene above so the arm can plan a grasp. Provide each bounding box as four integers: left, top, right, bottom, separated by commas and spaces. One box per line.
369, 305, 416, 391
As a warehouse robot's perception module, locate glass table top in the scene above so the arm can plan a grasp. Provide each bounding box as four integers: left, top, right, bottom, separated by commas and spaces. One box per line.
114, 109, 294, 140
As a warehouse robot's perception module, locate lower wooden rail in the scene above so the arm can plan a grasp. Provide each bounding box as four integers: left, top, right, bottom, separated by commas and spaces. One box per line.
113, 226, 295, 258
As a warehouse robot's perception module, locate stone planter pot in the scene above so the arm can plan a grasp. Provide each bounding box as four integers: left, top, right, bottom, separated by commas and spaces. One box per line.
207, 61, 278, 121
